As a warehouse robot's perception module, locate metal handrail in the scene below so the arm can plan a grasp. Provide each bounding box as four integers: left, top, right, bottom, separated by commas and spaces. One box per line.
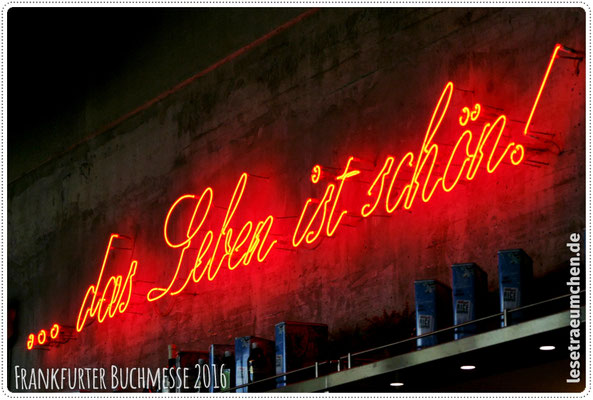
507, 291, 585, 313
225, 289, 585, 392
348, 309, 503, 359
347, 289, 585, 360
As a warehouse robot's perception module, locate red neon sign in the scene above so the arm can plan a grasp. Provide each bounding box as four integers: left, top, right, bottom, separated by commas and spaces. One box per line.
147, 173, 277, 302
27, 44, 569, 349
50, 324, 60, 339
293, 156, 361, 247
26, 324, 61, 350
75, 234, 138, 332
524, 44, 563, 135
293, 82, 526, 247
26, 334, 34, 350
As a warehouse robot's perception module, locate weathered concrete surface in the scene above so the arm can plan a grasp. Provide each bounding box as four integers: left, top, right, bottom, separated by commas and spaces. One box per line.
7, 8, 585, 391
8, 8, 308, 183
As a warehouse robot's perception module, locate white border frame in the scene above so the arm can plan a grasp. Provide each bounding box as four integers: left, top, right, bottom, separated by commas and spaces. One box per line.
1, 2, 590, 398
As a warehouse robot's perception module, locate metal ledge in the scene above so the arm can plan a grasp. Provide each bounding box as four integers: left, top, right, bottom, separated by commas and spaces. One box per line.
272, 308, 585, 392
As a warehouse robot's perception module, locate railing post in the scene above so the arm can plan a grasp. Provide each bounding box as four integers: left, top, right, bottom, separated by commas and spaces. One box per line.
337, 359, 341, 372
315, 362, 319, 378
503, 309, 508, 327
347, 353, 351, 369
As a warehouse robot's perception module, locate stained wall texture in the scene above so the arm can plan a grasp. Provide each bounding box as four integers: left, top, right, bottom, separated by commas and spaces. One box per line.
7, 8, 586, 391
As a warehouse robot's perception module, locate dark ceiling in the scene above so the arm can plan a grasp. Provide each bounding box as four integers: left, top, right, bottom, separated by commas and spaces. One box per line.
8, 7, 308, 183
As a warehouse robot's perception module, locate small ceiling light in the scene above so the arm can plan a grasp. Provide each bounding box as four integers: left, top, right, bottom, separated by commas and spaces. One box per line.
460, 365, 476, 370
539, 345, 555, 351
390, 382, 404, 387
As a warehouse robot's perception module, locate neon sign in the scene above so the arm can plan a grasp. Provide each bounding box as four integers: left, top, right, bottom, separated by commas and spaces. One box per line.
75, 234, 138, 332
147, 175, 277, 302
26, 44, 574, 350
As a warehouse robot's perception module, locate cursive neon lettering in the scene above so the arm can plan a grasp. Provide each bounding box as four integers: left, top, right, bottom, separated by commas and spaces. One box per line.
27, 334, 34, 350
326, 156, 360, 237
26, 44, 572, 349
50, 324, 60, 339
524, 44, 563, 135
149, 173, 277, 301
37, 330, 47, 345
75, 234, 138, 332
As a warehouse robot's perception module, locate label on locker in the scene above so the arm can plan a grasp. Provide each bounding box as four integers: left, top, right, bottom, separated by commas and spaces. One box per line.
503, 287, 519, 308
275, 354, 283, 374
456, 299, 472, 321
418, 314, 434, 334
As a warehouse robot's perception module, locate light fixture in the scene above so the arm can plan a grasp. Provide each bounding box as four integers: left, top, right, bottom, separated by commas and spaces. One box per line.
390, 382, 404, 387
539, 345, 555, 351
460, 365, 476, 370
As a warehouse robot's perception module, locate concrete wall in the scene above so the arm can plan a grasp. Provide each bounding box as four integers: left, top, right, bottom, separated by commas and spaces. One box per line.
8, 8, 308, 183
8, 8, 585, 390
